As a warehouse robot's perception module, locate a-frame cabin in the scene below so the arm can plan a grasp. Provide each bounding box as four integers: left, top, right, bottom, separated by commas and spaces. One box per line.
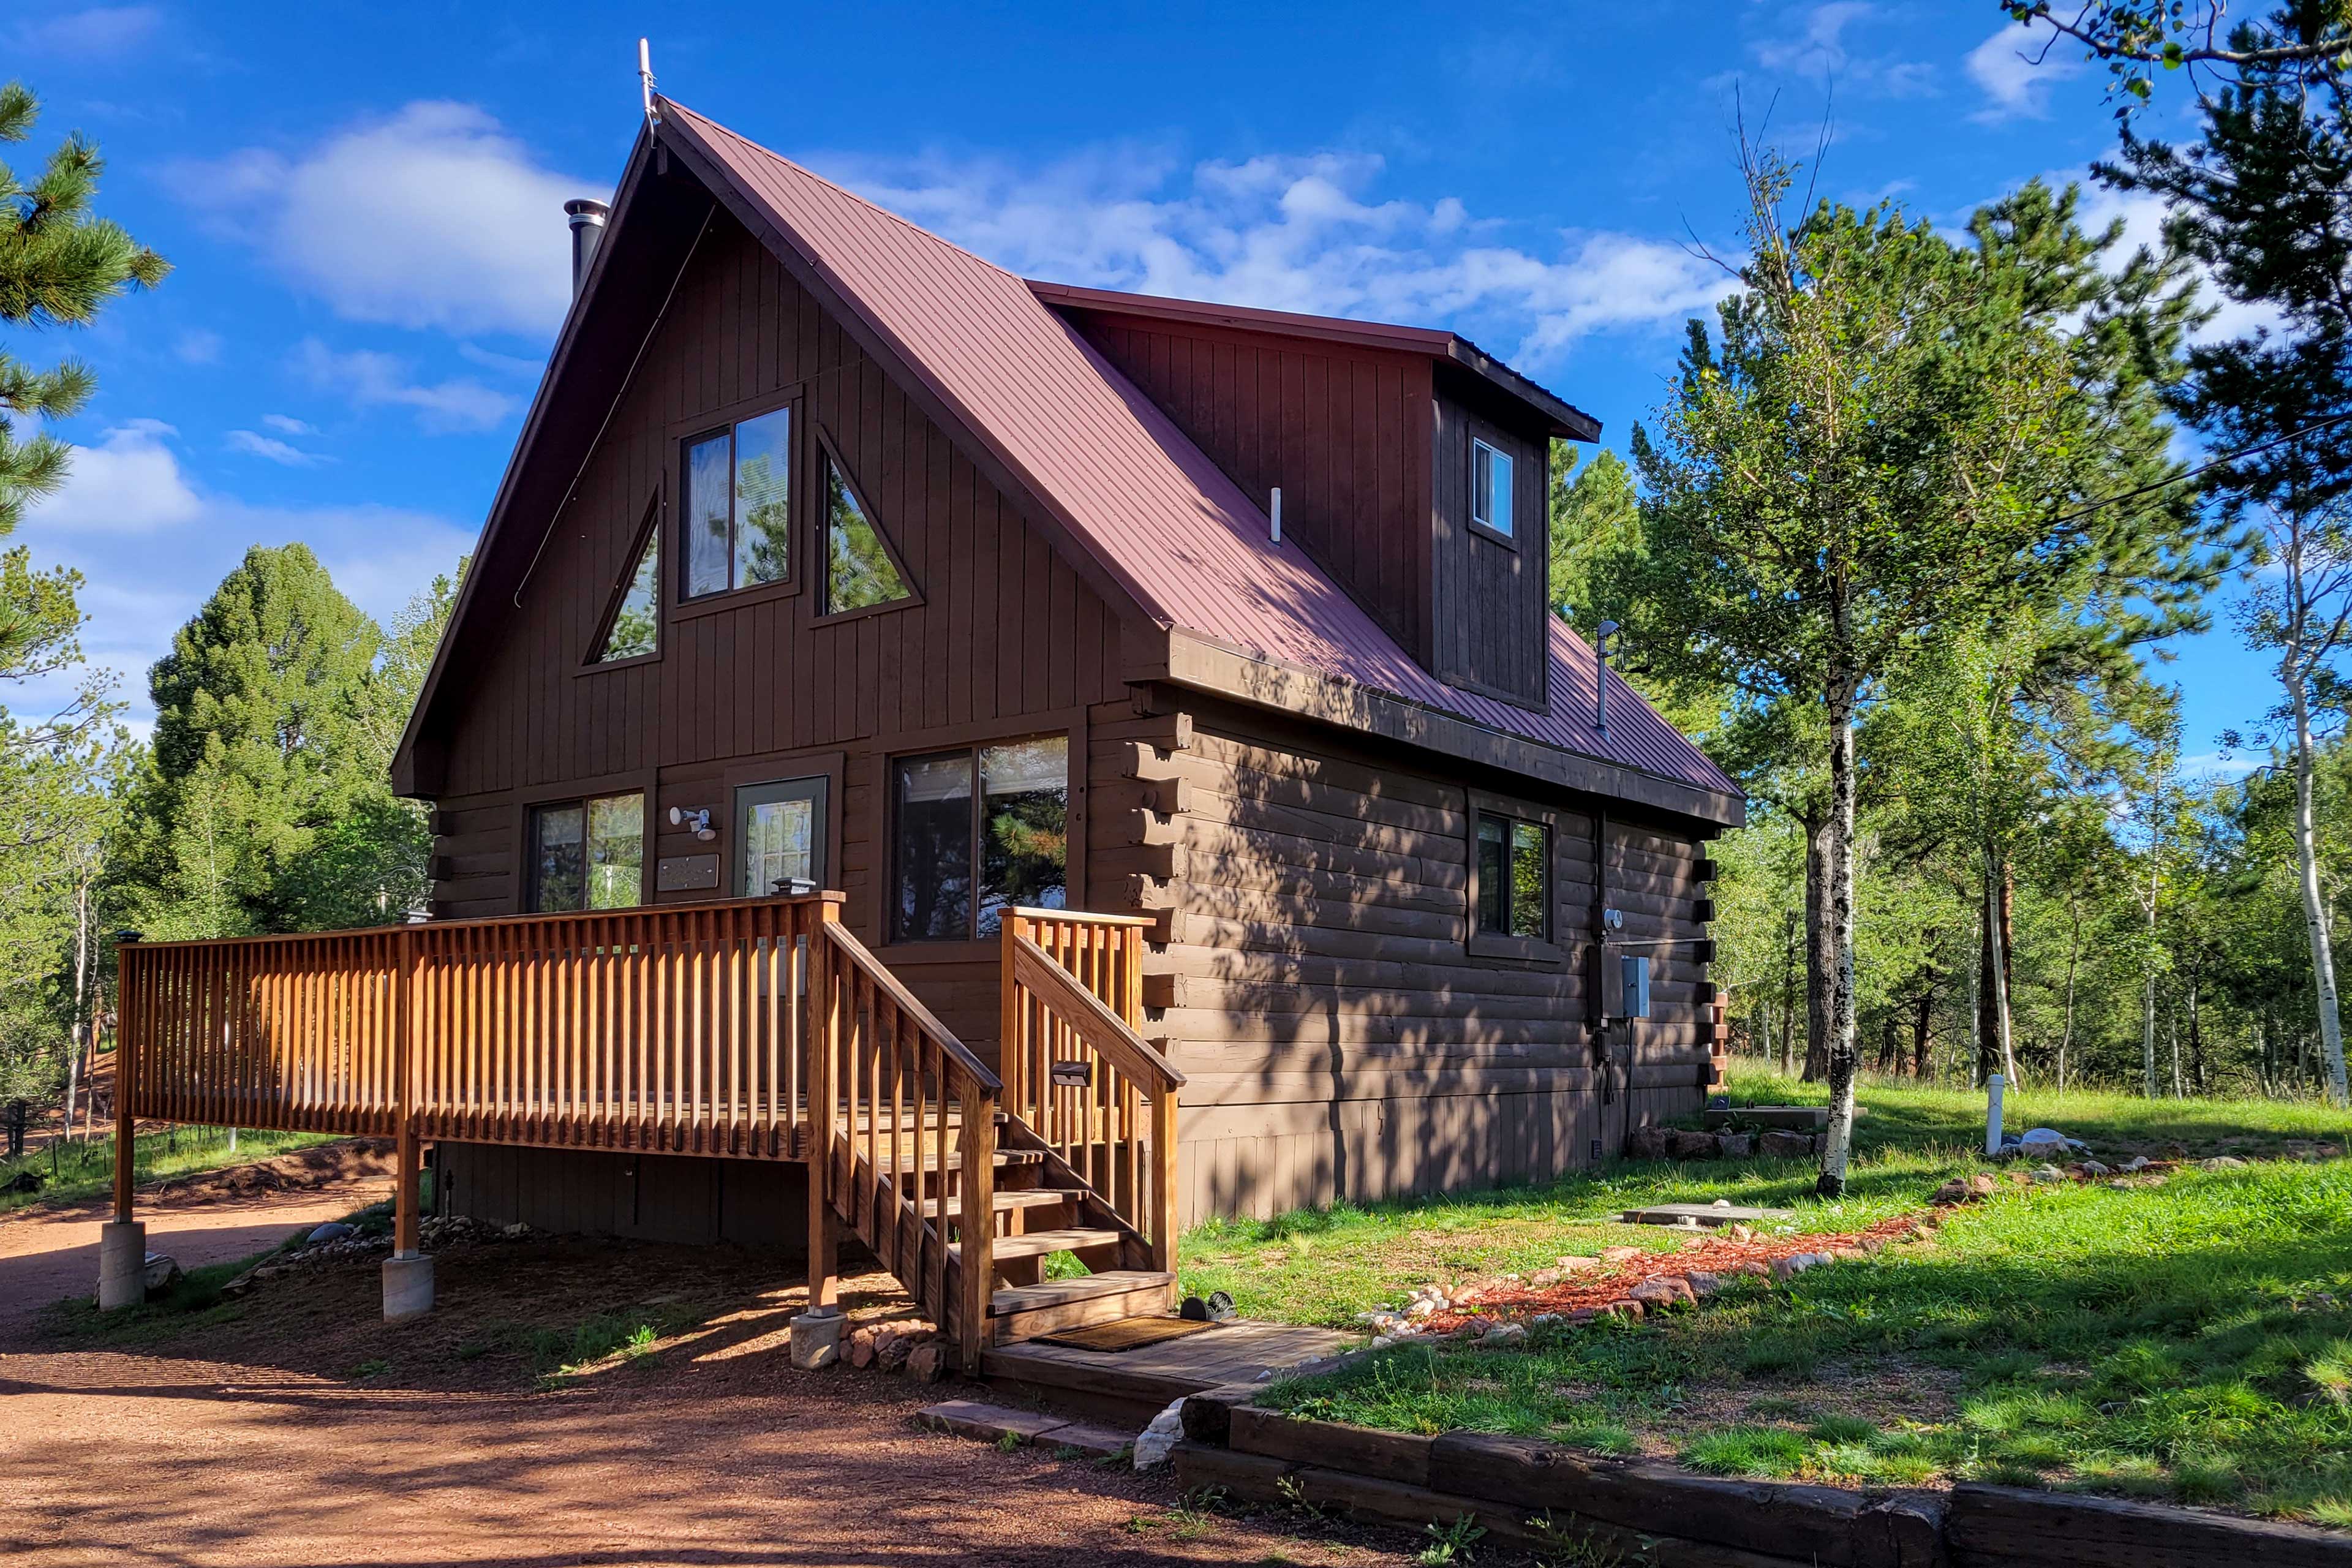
108, 97, 1742, 1362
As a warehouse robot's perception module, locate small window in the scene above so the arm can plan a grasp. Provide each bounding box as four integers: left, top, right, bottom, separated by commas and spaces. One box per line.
1471, 437, 1515, 539
682, 405, 792, 600
530, 791, 644, 911
593, 525, 660, 662
821, 454, 911, 612
892, 735, 1068, 942
1472, 809, 1550, 951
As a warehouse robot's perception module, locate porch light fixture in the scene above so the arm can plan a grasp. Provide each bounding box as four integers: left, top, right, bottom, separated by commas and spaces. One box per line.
667, 805, 718, 842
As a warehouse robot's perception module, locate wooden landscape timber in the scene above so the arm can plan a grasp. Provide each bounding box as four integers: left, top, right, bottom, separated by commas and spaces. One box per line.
1175, 1403, 2352, 1568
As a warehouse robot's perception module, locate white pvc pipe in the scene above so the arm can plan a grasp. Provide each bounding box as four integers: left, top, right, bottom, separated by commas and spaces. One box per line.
1985, 1073, 2005, 1156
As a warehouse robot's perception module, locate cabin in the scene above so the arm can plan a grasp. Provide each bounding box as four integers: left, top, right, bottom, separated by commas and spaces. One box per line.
102, 96, 1741, 1364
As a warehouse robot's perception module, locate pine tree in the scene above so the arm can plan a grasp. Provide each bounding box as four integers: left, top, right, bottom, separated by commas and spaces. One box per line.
0, 80, 167, 543
123, 545, 383, 937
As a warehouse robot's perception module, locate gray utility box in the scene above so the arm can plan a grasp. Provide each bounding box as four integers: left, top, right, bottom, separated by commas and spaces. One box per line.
1597, 950, 1653, 1020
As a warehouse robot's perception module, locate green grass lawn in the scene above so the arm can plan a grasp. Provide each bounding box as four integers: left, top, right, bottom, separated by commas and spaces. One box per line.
1184, 1071, 2352, 1525
1, 1125, 339, 1217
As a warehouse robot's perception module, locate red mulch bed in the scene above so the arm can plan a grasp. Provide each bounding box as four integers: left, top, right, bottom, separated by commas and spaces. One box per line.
1427, 1212, 1936, 1330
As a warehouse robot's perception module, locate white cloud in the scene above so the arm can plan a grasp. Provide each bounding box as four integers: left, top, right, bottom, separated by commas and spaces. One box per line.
1967, 18, 2081, 121
1752, 2, 1936, 96
16, 6, 160, 59
179, 102, 599, 337
293, 337, 517, 432
2023, 174, 2288, 344
262, 413, 317, 436
226, 429, 328, 467
817, 146, 1731, 369
173, 328, 223, 365
23, 420, 204, 532
458, 342, 545, 378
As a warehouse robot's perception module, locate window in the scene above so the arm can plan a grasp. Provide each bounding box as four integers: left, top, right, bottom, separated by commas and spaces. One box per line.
1469, 797, 1555, 962
892, 736, 1068, 941
736, 777, 827, 896
592, 524, 660, 662
681, 405, 792, 599
1471, 437, 1515, 540
821, 453, 911, 613
530, 792, 645, 911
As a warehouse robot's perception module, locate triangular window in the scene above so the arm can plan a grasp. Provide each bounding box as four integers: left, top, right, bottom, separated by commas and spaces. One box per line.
593, 519, 660, 662
823, 454, 911, 613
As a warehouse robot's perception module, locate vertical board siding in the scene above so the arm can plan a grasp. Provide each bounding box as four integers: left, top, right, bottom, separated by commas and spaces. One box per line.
430, 213, 1129, 948
1063, 311, 1434, 665
1430, 393, 1550, 710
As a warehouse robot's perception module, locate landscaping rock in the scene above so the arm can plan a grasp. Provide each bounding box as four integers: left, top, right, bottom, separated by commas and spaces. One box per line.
1770, 1252, 1826, 1281
141, 1253, 181, 1293
1627, 1276, 1698, 1310
1624, 1125, 1672, 1160
2203, 1155, 2248, 1170
1600, 1246, 1644, 1264
1716, 1132, 1757, 1159
848, 1327, 880, 1368
2122, 1155, 2152, 1172
2018, 1127, 2072, 1155
1758, 1129, 1814, 1159
1829, 1246, 1872, 1263
1682, 1270, 1722, 1298
1665, 1129, 1721, 1161
906, 1343, 947, 1384
1729, 1223, 1755, 1242
307, 1221, 356, 1243
1556, 1254, 1600, 1273
2030, 1164, 2066, 1184
1133, 1400, 1186, 1471
2079, 1159, 2112, 1177
1479, 1323, 1528, 1348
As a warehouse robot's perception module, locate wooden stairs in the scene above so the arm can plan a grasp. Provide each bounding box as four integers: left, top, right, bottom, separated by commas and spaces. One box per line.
808, 909, 1185, 1365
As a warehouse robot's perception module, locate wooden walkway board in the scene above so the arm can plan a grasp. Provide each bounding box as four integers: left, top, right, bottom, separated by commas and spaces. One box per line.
982, 1318, 1355, 1408
916, 1400, 1136, 1458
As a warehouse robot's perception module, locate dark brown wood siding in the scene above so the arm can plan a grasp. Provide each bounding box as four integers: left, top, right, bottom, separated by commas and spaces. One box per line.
1431, 390, 1550, 709
1098, 693, 1712, 1221
426, 212, 1131, 1051
1060, 309, 1435, 664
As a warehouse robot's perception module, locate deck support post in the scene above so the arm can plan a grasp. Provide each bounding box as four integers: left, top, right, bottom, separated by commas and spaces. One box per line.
383, 937, 433, 1322
804, 899, 842, 1314
100, 952, 145, 1311
957, 1076, 996, 1371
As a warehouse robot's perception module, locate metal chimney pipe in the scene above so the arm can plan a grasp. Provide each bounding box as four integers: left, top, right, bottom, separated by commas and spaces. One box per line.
564, 198, 611, 297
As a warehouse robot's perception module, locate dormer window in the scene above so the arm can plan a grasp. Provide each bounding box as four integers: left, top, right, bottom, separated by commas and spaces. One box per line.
1471, 438, 1515, 540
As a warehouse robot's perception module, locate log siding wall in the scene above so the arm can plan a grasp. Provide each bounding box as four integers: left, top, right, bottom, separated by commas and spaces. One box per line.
1100, 695, 1714, 1221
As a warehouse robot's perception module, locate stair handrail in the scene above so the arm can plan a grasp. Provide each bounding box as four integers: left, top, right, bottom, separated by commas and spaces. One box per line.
998, 910, 1182, 1283
810, 916, 998, 1368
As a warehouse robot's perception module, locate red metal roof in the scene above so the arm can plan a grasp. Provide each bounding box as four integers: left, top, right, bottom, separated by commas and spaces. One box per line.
662, 102, 1736, 804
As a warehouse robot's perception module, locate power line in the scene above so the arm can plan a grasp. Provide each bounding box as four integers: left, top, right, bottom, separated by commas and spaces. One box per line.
2048, 407, 2352, 530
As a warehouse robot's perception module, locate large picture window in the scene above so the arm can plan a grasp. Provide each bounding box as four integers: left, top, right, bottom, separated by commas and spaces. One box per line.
681, 405, 792, 600
529, 792, 645, 911
892, 736, 1068, 941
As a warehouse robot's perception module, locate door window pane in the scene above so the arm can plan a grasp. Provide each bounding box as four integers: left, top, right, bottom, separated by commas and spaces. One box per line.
532, 804, 586, 913
745, 796, 815, 895
586, 793, 644, 910
823, 456, 910, 611
734, 407, 792, 586
683, 431, 733, 598
978, 737, 1068, 936
1509, 820, 1547, 938
894, 751, 973, 941
1475, 817, 1507, 935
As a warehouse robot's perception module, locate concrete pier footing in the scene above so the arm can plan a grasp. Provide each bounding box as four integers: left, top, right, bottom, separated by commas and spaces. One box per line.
97, 1220, 148, 1311
381, 1253, 435, 1321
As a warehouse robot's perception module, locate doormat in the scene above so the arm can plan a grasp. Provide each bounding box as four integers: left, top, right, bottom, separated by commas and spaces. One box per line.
1036, 1316, 1221, 1353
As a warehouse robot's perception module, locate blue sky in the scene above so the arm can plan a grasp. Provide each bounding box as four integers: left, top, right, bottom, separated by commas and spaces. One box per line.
6, 1, 2277, 770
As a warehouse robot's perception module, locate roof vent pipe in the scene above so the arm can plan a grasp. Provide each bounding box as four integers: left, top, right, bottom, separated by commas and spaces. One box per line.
1269, 487, 1283, 545
564, 198, 611, 298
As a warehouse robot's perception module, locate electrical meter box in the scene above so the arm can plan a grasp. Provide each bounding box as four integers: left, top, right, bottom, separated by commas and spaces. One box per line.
1619, 954, 1651, 1020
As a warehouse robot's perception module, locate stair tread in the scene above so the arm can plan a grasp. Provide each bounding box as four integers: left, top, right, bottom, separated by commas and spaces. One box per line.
953, 1227, 1125, 1264
918, 1189, 1072, 1219
987, 1269, 1175, 1317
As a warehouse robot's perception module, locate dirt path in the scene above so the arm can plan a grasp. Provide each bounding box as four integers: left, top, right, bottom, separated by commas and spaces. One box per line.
0, 1143, 393, 1338
0, 1177, 1408, 1568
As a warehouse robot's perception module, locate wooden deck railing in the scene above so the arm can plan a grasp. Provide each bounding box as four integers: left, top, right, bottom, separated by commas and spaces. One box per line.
118, 895, 836, 1159
998, 908, 1185, 1275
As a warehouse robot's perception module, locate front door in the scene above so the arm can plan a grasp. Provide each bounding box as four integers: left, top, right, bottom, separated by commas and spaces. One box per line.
734, 777, 829, 897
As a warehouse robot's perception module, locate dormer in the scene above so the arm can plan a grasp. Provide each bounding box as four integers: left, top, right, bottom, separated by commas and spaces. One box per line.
1033, 283, 1598, 712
